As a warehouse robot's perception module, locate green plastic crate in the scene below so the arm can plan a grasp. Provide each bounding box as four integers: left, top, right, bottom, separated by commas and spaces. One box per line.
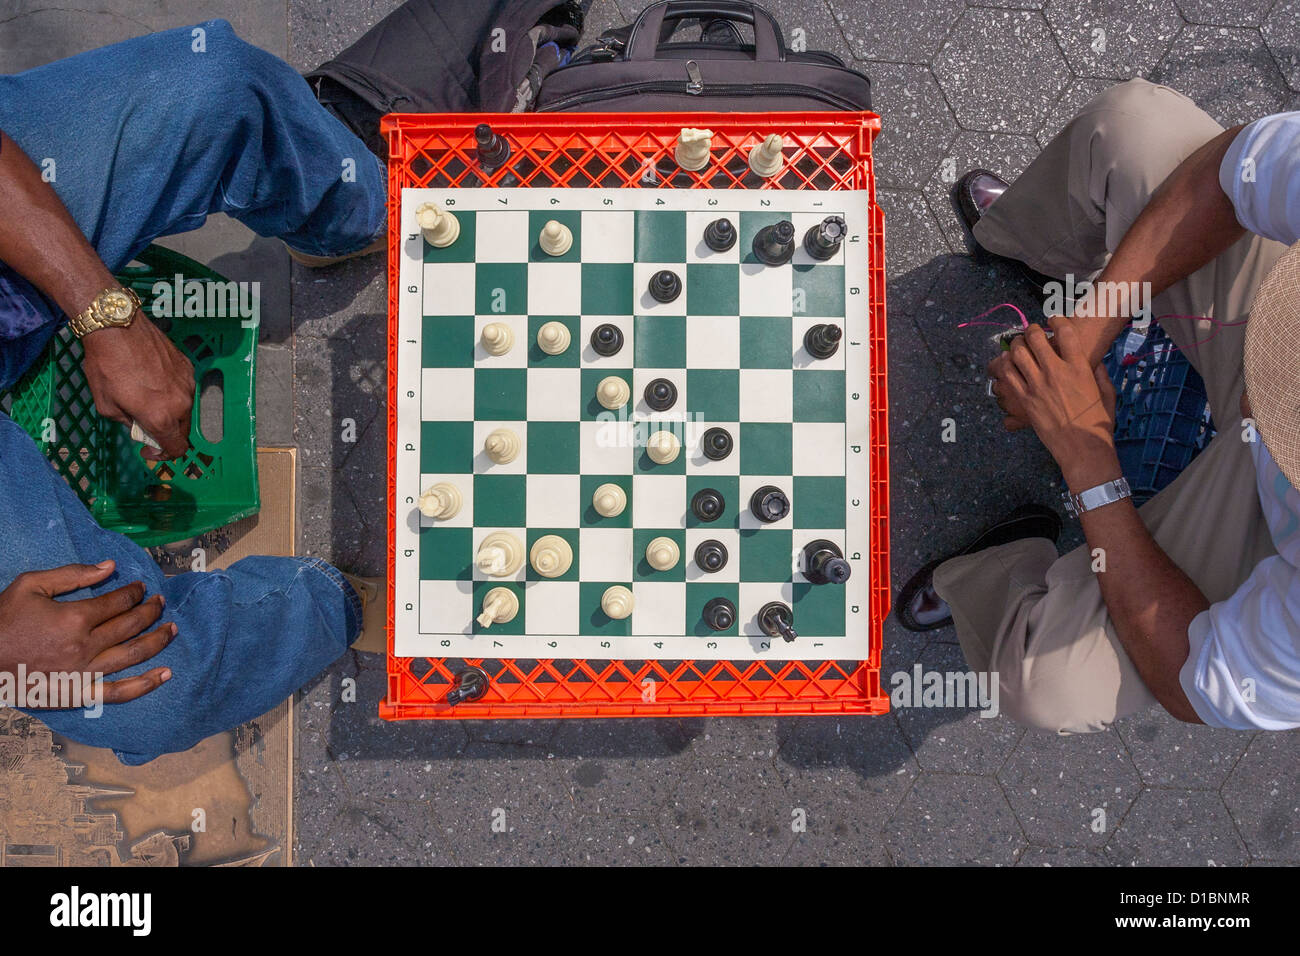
0, 245, 259, 547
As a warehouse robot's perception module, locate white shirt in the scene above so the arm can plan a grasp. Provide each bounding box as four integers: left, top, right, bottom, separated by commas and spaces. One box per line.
1180, 117, 1300, 729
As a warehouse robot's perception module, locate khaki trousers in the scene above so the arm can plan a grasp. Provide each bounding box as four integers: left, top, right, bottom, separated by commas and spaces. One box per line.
931, 78, 1285, 733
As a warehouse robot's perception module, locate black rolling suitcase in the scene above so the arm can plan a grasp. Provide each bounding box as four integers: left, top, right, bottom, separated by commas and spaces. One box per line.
537, 0, 871, 112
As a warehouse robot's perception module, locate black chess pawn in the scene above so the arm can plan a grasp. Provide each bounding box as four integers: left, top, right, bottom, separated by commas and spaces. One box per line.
701, 426, 733, 461
802, 539, 852, 585
590, 323, 624, 357
474, 123, 511, 171
749, 485, 790, 523
703, 217, 737, 253
758, 602, 798, 643
702, 597, 737, 631
445, 665, 490, 705
649, 269, 682, 303
803, 215, 846, 260
694, 539, 729, 573
691, 488, 725, 523
752, 220, 796, 266
644, 378, 678, 411
804, 323, 843, 360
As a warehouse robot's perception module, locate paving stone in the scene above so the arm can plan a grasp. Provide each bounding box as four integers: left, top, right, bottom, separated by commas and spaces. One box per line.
302, 801, 454, 865
884, 773, 1024, 864
1016, 845, 1107, 865
893, 642, 1023, 774
1222, 732, 1300, 862
1262, 0, 1300, 90
933, 9, 1071, 134
827, 0, 966, 63
879, 188, 952, 316
1178, 0, 1276, 27
1114, 708, 1253, 789
866, 65, 959, 190
1037, 77, 1117, 148
998, 728, 1141, 848
923, 131, 1044, 254
656, 755, 797, 864
1150, 26, 1292, 128
888, 311, 946, 443
776, 713, 920, 819
1107, 789, 1249, 866
1045, 0, 1182, 79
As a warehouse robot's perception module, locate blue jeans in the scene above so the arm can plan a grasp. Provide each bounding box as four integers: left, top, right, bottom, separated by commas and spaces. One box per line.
0, 21, 382, 763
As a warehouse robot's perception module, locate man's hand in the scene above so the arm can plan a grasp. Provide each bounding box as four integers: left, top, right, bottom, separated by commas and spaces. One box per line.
997, 316, 1121, 490
0, 561, 175, 705
81, 318, 194, 461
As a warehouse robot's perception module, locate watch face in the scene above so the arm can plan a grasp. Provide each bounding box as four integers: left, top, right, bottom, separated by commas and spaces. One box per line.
103, 290, 135, 323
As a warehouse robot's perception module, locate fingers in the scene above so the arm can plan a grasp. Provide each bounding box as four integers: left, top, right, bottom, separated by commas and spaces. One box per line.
88, 592, 165, 649
99, 664, 173, 705
1093, 363, 1118, 421
140, 404, 193, 462
1007, 334, 1045, 387
88, 620, 177, 677
1023, 323, 1058, 367
1048, 315, 1084, 363
22, 561, 117, 598
73, 580, 148, 629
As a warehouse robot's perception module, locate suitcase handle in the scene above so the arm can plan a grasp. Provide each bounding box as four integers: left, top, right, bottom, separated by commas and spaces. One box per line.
626, 0, 786, 63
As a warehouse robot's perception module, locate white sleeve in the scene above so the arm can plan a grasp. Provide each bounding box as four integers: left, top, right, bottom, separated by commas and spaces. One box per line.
1179, 555, 1300, 730
1218, 112, 1300, 246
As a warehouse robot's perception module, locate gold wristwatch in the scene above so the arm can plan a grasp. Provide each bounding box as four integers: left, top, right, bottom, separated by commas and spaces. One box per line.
67, 285, 141, 338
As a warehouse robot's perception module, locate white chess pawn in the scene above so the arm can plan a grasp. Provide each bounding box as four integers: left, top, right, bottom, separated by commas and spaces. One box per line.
601, 585, 635, 620
529, 534, 573, 578
476, 586, 519, 628
675, 127, 713, 172
476, 532, 525, 577
596, 375, 630, 410
538, 219, 573, 256
646, 429, 681, 465
748, 133, 785, 178
415, 201, 460, 247
417, 481, 462, 520
645, 536, 680, 572
484, 427, 521, 464
481, 322, 514, 356
592, 483, 627, 518
536, 320, 571, 355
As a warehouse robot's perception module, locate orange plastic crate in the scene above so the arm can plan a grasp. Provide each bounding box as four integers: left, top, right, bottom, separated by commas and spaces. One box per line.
381, 112, 889, 719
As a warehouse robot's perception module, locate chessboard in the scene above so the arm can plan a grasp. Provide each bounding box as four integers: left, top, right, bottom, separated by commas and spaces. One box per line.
392, 186, 871, 662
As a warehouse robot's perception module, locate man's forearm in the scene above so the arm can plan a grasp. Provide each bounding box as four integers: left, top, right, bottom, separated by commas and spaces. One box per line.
0, 130, 115, 319
1065, 452, 1208, 723
1069, 124, 1248, 368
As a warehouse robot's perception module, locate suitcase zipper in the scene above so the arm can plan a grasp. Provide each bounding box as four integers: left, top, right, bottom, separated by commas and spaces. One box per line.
685, 60, 704, 95
539, 79, 863, 112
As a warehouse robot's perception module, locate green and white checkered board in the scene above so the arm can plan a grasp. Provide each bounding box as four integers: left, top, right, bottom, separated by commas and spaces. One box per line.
394, 187, 871, 661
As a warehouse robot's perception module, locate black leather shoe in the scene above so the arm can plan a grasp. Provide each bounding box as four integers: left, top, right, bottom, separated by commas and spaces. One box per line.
896, 504, 1062, 632
951, 168, 1058, 295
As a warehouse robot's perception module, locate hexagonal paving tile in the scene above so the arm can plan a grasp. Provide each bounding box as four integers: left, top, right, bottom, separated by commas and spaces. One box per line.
880, 188, 953, 316
884, 773, 1024, 864
888, 311, 947, 436
923, 130, 1044, 253
827, 0, 967, 63
1016, 846, 1107, 865
893, 642, 1024, 774
1262, 0, 1300, 89
1150, 26, 1291, 128
1107, 789, 1249, 866
1037, 77, 1117, 148
1045, 0, 1182, 78
1222, 732, 1300, 862
866, 64, 959, 190
998, 728, 1141, 848
1115, 709, 1254, 789
1178, 0, 1276, 27
933, 9, 1070, 134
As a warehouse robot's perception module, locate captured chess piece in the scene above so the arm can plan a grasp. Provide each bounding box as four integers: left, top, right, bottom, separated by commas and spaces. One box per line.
694, 539, 729, 573
445, 666, 490, 705
803, 323, 843, 360
803, 215, 846, 260
748, 133, 785, 179
590, 322, 624, 357
701, 426, 733, 461
752, 220, 796, 266
474, 123, 511, 171
758, 601, 798, 643
749, 484, 790, 523
802, 539, 852, 585
648, 269, 682, 304
675, 127, 713, 171
691, 487, 726, 523
644, 377, 677, 412
703, 217, 737, 253
702, 596, 737, 632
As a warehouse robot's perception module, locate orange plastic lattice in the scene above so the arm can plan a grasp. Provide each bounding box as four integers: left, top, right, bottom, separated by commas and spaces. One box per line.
382, 112, 889, 720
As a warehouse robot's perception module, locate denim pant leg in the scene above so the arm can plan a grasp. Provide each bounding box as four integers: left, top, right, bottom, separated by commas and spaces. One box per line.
1, 412, 360, 764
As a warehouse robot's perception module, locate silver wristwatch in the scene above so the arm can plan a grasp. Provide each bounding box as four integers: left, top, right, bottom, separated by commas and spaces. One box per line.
1063, 476, 1132, 518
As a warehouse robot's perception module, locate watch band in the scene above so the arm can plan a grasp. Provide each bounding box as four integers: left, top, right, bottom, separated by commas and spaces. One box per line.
68, 286, 140, 338
1063, 476, 1132, 518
